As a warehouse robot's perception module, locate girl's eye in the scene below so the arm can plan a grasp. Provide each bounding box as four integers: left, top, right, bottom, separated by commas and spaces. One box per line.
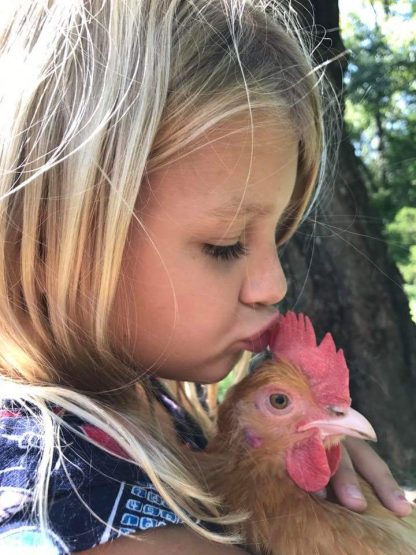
202, 241, 249, 261
269, 393, 290, 409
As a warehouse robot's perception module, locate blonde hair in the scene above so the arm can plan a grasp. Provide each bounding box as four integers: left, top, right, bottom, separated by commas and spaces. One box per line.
0, 0, 336, 545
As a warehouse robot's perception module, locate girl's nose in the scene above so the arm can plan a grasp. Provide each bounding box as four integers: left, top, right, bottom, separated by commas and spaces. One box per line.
239, 246, 287, 307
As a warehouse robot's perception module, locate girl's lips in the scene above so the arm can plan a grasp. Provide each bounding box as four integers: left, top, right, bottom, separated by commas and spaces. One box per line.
239, 313, 281, 353
239, 330, 272, 353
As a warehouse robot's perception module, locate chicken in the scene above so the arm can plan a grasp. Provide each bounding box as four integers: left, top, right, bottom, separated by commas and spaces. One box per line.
197, 312, 416, 555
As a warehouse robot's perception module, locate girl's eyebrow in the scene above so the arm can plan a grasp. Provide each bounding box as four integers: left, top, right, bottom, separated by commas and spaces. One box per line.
207, 200, 275, 221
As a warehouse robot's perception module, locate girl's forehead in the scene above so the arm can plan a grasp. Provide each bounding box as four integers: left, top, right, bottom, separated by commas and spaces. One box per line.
188, 117, 297, 162
142, 119, 298, 204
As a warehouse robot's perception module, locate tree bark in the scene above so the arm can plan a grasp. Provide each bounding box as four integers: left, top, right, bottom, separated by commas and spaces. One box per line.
280, 0, 416, 485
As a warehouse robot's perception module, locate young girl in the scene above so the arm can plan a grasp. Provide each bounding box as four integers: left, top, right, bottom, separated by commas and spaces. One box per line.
0, 1, 412, 554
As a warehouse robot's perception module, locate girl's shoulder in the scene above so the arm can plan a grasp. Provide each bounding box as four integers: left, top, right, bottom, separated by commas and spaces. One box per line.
0, 384, 207, 554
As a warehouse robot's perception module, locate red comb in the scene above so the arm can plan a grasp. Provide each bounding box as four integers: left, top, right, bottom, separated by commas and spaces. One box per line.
269, 312, 351, 407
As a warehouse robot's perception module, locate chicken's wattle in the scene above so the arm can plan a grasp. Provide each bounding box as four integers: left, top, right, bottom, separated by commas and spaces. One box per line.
286, 433, 341, 492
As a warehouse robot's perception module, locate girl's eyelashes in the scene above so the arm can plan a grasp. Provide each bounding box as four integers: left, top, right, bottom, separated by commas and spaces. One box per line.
202, 241, 249, 261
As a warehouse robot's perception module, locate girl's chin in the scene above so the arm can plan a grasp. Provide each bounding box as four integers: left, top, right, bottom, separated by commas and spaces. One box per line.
155, 350, 246, 383
196, 351, 246, 384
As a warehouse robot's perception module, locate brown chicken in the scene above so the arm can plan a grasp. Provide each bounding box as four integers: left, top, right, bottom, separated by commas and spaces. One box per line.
197, 312, 416, 555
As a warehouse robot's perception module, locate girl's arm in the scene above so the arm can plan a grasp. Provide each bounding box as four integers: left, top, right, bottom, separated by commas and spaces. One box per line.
330, 438, 413, 516
78, 526, 251, 555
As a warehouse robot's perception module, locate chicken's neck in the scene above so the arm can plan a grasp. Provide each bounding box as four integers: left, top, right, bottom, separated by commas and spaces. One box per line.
202, 434, 308, 517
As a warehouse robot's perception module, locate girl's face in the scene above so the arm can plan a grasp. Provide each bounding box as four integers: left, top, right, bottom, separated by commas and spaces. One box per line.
112, 117, 299, 383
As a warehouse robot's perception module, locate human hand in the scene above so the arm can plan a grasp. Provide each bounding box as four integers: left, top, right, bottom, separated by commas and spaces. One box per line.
315, 437, 413, 516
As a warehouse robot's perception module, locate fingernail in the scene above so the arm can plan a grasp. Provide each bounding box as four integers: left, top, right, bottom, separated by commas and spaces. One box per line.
345, 485, 364, 500
395, 490, 410, 503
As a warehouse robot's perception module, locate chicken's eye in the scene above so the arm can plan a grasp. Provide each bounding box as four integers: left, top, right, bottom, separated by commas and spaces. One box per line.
269, 393, 290, 409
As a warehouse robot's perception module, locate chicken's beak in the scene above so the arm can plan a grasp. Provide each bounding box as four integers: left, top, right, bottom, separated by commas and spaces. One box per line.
298, 407, 377, 442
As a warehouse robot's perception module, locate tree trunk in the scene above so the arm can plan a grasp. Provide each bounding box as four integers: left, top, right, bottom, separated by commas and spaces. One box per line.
280, 0, 416, 485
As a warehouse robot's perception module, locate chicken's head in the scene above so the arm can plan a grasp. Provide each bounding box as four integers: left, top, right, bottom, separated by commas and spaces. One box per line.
218, 312, 377, 494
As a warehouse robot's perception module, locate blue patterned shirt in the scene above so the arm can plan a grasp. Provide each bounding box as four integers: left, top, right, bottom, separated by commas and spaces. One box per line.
0, 381, 207, 554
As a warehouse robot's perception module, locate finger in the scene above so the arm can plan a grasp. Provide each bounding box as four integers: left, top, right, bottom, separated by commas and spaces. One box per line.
344, 437, 413, 517
330, 443, 368, 512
